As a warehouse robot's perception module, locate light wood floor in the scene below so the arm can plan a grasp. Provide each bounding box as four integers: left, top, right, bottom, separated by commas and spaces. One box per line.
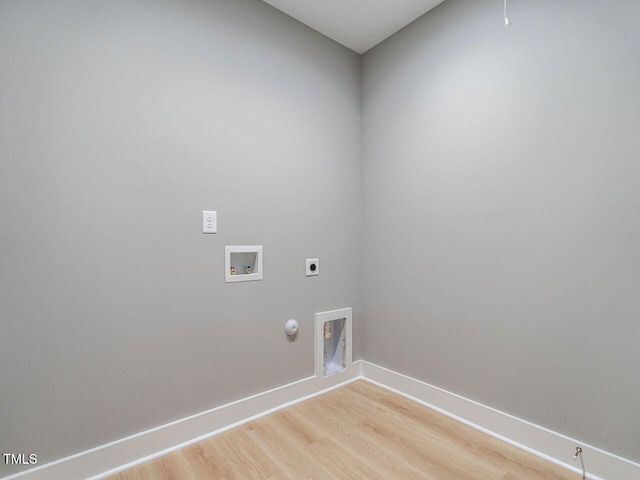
109, 380, 579, 479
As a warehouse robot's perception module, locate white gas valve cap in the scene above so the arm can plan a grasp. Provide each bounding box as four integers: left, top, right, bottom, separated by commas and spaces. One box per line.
285, 319, 299, 336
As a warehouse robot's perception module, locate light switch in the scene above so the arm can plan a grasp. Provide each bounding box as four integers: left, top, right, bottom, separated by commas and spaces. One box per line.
202, 211, 217, 233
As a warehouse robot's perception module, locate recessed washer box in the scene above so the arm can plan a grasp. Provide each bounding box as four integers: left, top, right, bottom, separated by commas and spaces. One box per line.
225, 246, 263, 283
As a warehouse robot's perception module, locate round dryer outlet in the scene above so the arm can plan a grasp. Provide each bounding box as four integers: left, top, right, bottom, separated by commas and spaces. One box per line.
306, 258, 319, 276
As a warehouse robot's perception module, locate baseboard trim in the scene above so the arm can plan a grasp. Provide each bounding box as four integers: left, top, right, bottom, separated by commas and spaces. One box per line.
360, 361, 640, 480
4, 360, 638, 480
2, 362, 363, 480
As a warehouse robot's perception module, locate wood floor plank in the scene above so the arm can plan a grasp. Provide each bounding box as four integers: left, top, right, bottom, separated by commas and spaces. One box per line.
107, 380, 581, 479
307, 437, 390, 480
246, 419, 335, 479
301, 402, 428, 480
221, 428, 283, 479
117, 450, 195, 480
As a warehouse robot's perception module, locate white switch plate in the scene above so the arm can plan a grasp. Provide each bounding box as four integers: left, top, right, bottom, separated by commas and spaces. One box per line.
202, 211, 217, 233
306, 258, 319, 276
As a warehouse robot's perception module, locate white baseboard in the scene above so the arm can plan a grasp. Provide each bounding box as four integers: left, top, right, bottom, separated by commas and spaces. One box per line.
360, 361, 640, 480
2, 363, 362, 480
4, 360, 638, 480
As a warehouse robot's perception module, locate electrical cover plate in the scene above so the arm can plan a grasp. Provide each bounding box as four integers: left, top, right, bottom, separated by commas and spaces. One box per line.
306, 258, 319, 276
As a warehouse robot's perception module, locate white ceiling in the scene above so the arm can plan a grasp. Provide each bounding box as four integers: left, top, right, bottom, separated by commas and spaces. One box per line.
260, 0, 447, 54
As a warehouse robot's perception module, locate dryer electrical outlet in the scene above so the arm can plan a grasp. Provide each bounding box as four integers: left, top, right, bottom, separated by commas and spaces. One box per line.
306, 258, 319, 276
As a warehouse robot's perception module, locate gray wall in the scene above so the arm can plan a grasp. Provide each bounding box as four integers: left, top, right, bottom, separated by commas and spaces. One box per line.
0, 0, 361, 475
362, 0, 640, 462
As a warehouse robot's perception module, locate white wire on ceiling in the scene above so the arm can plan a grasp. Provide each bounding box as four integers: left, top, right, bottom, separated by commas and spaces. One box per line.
504, 0, 511, 26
